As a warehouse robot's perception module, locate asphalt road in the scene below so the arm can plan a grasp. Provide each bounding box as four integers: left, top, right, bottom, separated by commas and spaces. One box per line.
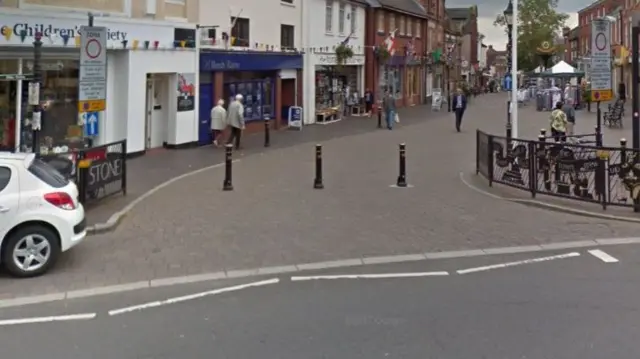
2, 243, 639, 359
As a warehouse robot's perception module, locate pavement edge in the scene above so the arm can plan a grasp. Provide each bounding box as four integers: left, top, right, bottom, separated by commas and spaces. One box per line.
458, 171, 640, 224
2, 237, 640, 309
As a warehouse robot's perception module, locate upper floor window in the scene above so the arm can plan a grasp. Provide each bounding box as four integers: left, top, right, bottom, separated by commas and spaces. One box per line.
377, 11, 385, 33
339, 2, 346, 34
231, 17, 250, 47
407, 18, 412, 36
350, 5, 357, 34
399, 16, 406, 35
281, 24, 294, 49
325, 0, 333, 33
416, 20, 421, 38
389, 14, 396, 34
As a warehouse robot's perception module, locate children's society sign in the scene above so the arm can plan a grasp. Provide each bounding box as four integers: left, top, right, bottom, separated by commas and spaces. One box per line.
0, 14, 176, 47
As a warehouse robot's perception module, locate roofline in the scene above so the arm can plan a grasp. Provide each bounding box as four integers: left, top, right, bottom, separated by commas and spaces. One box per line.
578, 0, 607, 15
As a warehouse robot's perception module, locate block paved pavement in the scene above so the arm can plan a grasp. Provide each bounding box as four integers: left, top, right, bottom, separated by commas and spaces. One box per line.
2, 93, 639, 300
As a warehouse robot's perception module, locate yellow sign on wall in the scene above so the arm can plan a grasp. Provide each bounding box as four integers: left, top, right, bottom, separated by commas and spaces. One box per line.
591, 90, 612, 102
78, 99, 106, 113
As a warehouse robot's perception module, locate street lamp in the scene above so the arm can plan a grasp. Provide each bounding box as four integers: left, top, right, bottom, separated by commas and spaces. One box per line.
503, 0, 518, 142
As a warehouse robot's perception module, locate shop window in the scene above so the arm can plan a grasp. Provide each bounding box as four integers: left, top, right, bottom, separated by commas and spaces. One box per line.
315, 66, 358, 111
231, 17, 250, 47
224, 76, 274, 121
281, 24, 295, 50
0, 59, 18, 150
325, 0, 333, 33
413, 68, 419, 96
339, 2, 346, 34
380, 66, 402, 100
25, 60, 81, 152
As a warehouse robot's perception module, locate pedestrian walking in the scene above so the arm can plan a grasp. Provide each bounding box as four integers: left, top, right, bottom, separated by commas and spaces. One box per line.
561, 99, 576, 136
211, 99, 227, 147
550, 101, 568, 142
364, 88, 373, 117
226, 94, 245, 150
382, 90, 396, 130
453, 88, 467, 132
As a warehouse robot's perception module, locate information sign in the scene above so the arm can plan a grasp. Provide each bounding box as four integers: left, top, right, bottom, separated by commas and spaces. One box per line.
78, 26, 107, 113
590, 19, 613, 102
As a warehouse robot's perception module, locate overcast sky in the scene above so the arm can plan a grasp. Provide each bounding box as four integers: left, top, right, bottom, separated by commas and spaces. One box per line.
446, 0, 590, 49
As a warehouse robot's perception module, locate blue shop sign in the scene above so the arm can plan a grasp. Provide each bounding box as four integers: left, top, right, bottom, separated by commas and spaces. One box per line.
200, 51, 303, 72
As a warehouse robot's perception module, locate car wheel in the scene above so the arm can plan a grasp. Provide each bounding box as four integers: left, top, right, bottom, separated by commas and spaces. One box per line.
2, 225, 60, 278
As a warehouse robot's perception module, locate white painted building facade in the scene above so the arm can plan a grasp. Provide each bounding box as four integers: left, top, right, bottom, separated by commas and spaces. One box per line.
302, 0, 366, 124
197, 0, 302, 51
0, 8, 197, 155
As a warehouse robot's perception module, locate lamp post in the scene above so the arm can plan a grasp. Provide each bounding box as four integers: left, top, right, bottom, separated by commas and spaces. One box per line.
31, 32, 43, 154
504, 0, 514, 143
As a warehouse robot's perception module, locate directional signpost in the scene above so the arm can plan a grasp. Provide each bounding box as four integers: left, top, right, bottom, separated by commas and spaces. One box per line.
78, 26, 107, 114
83, 112, 100, 137
590, 19, 612, 102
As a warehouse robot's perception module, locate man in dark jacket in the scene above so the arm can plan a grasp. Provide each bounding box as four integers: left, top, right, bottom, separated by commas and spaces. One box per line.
453, 88, 467, 132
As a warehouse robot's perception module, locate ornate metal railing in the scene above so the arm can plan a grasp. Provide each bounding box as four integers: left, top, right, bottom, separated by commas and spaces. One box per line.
476, 130, 640, 212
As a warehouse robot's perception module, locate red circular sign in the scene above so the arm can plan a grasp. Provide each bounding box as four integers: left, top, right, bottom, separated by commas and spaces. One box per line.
85, 38, 102, 59
595, 33, 607, 51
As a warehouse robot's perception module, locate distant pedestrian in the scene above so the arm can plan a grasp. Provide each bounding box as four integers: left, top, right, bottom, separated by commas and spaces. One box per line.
453, 88, 467, 132
550, 101, 568, 142
211, 99, 227, 147
364, 88, 373, 117
226, 94, 245, 150
382, 90, 396, 130
561, 99, 576, 136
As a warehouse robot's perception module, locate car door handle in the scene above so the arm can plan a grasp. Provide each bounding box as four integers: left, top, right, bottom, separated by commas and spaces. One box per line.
0, 206, 9, 213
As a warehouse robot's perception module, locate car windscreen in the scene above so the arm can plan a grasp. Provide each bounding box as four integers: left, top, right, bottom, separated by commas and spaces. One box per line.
28, 158, 69, 188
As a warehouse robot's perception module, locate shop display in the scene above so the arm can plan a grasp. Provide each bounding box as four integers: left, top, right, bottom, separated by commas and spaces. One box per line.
225, 79, 273, 121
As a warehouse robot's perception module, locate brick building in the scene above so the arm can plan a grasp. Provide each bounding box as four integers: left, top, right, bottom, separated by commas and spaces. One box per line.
576, 0, 621, 77
562, 26, 580, 65
364, 0, 429, 108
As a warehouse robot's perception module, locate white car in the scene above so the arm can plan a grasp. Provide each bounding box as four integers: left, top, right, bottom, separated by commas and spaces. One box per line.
0, 152, 86, 277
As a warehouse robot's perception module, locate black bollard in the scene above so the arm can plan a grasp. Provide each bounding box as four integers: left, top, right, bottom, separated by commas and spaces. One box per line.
264, 114, 271, 147
595, 126, 603, 146
396, 143, 407, 187
377, 107, 382, 128
222, 144, 234, 191
313, 144, 324, 189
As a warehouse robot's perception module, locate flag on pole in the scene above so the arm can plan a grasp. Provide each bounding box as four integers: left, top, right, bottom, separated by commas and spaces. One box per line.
384, 29, 397, 56
340, 30, 354, 46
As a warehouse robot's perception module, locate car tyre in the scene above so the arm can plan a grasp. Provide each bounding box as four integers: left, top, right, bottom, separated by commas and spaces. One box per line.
2, 225, 61, 278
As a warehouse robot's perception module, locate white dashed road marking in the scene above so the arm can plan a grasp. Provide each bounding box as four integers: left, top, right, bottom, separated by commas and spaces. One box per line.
0, 313, 97, 326
588, 249, 619, 263
456, 252, 581, 275
291, 272, 449, 281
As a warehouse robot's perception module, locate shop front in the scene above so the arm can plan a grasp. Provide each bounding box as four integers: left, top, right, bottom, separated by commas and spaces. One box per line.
198, 51, 303, 144
302, 52, 365, 125
377, 55, 422, 108
0, 10, 197, 155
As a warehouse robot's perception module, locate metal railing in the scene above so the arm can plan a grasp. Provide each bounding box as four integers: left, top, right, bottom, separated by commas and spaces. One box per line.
39, 140, 127, 206
476, 130, 640, 212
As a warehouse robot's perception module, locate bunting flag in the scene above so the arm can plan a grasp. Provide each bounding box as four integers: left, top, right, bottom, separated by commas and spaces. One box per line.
61, 34, 70, 46
144, 40, 150, 49
19, 30, 26, 43
121, 40, 128, 48
74, 35, 81, 47
3, 27, 12, 41
132, 39, 139, 50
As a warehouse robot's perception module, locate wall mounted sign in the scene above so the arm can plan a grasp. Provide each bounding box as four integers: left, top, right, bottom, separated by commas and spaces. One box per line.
177, 73, 195, 112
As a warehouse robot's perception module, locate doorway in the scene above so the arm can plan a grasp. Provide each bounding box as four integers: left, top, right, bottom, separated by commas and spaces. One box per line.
145, 74, 169, 149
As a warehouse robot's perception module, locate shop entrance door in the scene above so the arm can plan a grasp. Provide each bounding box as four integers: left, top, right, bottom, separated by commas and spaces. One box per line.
145, 74, 168, 149
198, 83, 213, 145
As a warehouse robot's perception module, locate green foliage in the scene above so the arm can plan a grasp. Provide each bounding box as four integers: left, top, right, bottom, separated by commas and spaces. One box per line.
335, 44, 354, 65
493, 0, 569, 71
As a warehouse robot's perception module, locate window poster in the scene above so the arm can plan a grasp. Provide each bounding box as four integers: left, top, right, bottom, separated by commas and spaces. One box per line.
225, 80, 276, 121
177, 73, 196, 112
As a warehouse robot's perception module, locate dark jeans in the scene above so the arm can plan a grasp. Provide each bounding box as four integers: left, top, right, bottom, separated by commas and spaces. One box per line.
227, 127, 242, 149
551, 128, 566, 142
455, 108, 465, 131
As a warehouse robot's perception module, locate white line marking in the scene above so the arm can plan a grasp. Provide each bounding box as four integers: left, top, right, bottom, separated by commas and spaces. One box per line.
456, 252, 580, 275
0, 313, 96, 326
107, 278, 279, 316
291, 271, 449, 281
588, 249, 619, 263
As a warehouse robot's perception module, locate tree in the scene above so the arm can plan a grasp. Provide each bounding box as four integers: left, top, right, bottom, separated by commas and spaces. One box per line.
493, 0, 569, 71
